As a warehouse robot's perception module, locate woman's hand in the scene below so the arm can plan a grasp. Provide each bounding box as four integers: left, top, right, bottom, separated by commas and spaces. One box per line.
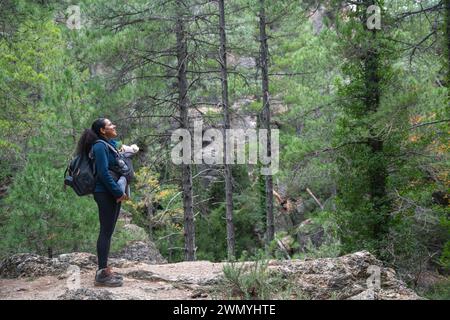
116, 194, 129, 203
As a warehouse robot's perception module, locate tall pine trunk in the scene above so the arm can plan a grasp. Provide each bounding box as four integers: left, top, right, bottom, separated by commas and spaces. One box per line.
176, 3, 195, 261
362, 0, 389, 239
446, 0, 450, 102
258, 0, 274, 244
218, 0, 235, 260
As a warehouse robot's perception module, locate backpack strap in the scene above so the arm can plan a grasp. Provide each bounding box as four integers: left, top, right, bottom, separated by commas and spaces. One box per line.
92, 140, 125, 180
93, 139, 120, 156
89, 140, 118, 177
90, 140, 120, 161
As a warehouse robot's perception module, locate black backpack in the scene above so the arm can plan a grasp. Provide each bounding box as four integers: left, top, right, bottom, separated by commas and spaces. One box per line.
63, 140, 134, 196
63, 152, 96, 196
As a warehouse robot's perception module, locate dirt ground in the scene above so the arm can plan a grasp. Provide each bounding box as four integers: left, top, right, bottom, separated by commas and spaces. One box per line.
0, 260, 225, 300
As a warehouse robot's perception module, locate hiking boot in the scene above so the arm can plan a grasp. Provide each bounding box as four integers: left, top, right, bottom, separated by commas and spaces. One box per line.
94, 268, 123, 287
105, 267, 123, 280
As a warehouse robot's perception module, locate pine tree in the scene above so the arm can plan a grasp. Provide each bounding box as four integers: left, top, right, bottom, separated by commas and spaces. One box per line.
218, 0, 236, 260
333, 0, 395, 252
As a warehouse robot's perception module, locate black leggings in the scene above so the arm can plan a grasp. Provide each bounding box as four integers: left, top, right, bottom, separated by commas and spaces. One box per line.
94, 192, 121, 269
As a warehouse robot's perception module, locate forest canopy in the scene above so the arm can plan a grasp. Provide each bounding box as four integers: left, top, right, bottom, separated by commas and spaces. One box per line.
0, 0, 448, 297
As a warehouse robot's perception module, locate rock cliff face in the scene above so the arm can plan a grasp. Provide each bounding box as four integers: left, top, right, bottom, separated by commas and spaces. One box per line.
0, 251, 422, 300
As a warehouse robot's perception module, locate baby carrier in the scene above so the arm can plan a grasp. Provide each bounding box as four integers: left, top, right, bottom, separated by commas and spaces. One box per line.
92, 140, 135, 183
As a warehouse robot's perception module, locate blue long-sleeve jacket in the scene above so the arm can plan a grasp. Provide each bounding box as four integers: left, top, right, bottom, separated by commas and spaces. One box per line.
92, 138, 124, 198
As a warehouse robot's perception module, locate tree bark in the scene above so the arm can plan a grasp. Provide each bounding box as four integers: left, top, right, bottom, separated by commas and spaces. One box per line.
176, 3, 195, 261
147, 203, 154, 241
446, 0, 450, 103
218, 0, 235, 260
362, 0, 389, 238
258, 0, 274, 244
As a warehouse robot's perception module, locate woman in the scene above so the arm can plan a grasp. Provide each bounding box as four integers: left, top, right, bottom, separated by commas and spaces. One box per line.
76, 118, 128, 287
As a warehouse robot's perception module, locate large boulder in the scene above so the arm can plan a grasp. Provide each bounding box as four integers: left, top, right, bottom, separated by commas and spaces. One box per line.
111, 240, 167, 264
0, 239, 165, 279
0, 253, 69, 278
121, 223, 148, 240
57, 252, 97, 270
271, 251, 422, 300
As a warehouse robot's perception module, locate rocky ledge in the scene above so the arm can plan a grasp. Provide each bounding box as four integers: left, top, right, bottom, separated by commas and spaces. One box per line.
0, 251, 422, 300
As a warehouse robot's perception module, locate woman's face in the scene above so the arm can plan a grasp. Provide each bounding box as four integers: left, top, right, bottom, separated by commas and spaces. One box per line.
99, 119, 118, 139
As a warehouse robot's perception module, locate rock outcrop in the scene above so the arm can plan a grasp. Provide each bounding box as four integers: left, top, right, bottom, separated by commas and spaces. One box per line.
57, 253, 98, 270
0, 254, 70, 279
270, 251, 421, 300
111, 240, 167, 264
0, 251, 422, 300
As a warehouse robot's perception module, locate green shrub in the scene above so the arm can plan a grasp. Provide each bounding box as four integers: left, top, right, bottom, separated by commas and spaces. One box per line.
421, 279, 450, 300
214, 259, 304, 300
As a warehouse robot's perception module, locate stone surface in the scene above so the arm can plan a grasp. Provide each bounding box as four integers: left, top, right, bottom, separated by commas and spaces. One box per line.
0, 251, 423, 300
0, 254, 69, 279
271, 251, 423, 300
121, 224, 148, 240
57, 253, 97, 270
58, 288, 114, 300
111, 240, 167, 264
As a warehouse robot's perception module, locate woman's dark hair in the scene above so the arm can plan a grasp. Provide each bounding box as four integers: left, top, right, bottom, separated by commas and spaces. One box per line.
91, 118, 107, 137
75, 118, 106, 156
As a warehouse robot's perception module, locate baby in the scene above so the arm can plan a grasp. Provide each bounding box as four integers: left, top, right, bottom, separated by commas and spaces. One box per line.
116, 143, 139, 202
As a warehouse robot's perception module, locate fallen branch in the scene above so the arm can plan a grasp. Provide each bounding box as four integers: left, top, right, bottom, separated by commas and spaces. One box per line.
306, 188, 324, 210
409, 119, 450, 130
276, 239, 291, 260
